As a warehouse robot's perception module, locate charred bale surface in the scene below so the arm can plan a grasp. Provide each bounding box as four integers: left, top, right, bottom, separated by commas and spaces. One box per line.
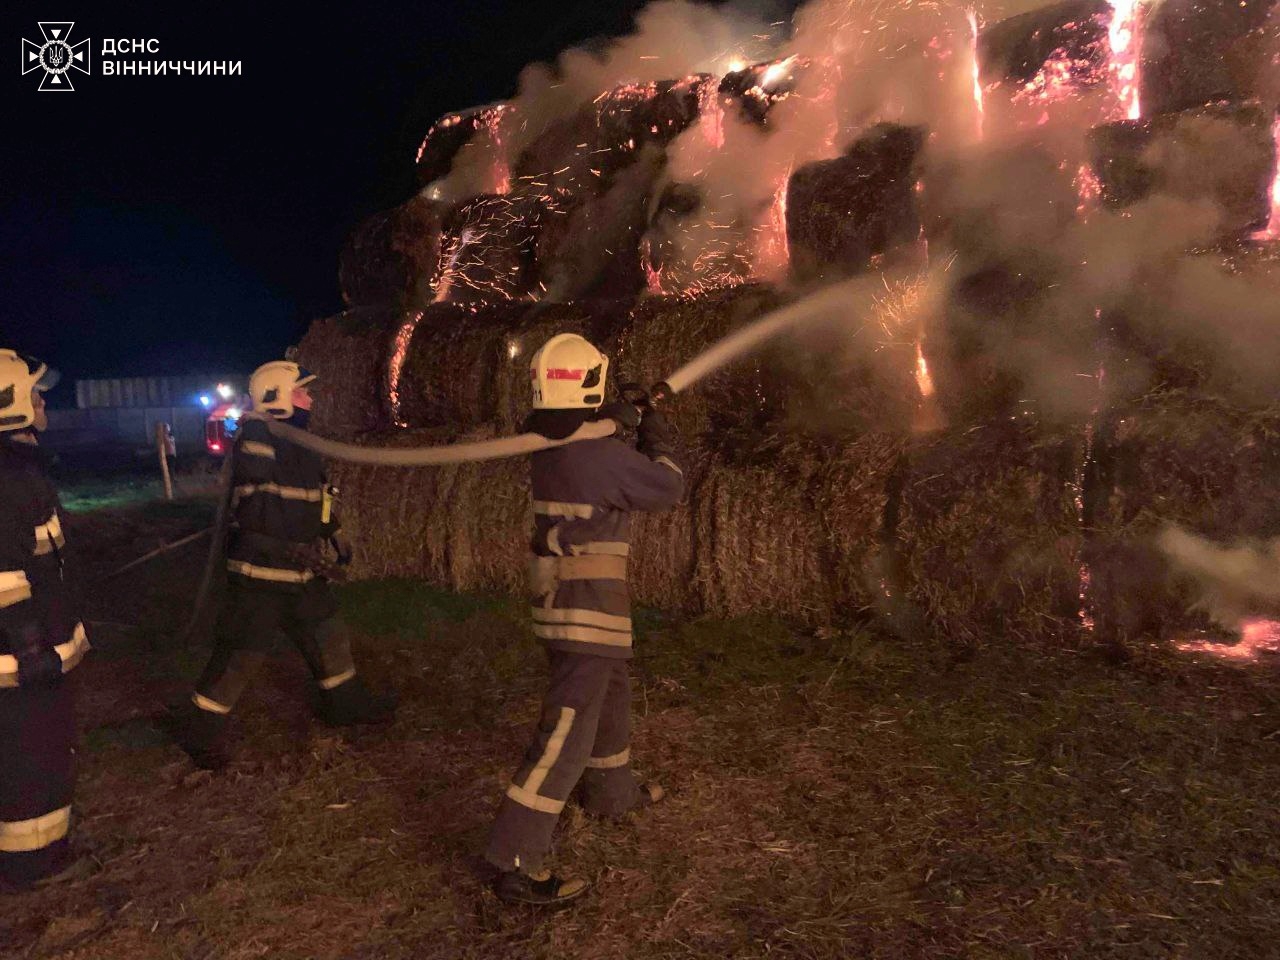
977, 0, 1109, 88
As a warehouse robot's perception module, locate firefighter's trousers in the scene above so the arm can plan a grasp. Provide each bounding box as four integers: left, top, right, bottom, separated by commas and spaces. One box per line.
486, 650, 645, 873
0, 677, 75, 888
187, 580, 359, 744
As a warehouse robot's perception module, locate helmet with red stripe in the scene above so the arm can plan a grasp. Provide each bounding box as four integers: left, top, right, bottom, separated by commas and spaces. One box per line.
529, 334, 608, 410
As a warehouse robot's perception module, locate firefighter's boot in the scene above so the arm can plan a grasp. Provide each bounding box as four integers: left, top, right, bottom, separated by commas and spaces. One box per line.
163, 704, 233, 771
494, 869, 591, 908
317, 676, 396, 727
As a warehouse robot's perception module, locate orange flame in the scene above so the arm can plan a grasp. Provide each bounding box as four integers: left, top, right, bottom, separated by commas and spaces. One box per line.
1107, 0, 1144, 120
1252, 115, 1280, 241
967, 9, 984, 141
914, 341, 935, 398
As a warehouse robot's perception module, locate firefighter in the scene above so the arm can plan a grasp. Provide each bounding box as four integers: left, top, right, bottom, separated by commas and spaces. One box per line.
169, 359, 394, 769
485, 333, 684, 907
0, 350, 92, 892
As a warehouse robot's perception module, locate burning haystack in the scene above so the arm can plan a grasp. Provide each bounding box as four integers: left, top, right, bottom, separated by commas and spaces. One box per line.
303, 0, 1280, 655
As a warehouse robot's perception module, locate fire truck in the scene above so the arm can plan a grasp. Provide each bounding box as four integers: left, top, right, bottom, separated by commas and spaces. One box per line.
201, 383, 249, 457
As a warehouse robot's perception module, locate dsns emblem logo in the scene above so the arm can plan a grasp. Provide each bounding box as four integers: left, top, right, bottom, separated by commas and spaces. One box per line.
21, 22, 90, 91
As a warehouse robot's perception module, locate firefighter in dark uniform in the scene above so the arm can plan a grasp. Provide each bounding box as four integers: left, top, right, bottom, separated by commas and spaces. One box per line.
486, 334, 684, 906
170, 360, 394, 769
0, 350, 92, 891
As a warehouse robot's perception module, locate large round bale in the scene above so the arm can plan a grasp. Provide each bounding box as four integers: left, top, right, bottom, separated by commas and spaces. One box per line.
609, 284, 789, 444
1140, 0, 1278, 118
1087, 392, 1280, 642
977, 0, 1109, 90
434, 193, 545, 304
393, 300, 632, 433
298, 307, 403, 437
338, 196, 447, 308
893, 420, 1082, 650
786, 123, 924, 285
689, 455, 836, 621
1089, 101, 1276, 239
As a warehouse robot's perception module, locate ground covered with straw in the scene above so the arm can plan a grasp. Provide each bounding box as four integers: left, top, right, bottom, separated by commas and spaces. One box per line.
6, 492, 1280, 959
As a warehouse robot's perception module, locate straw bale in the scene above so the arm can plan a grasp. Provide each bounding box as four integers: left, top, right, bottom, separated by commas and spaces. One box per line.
894, 420, 1082, 650
337, 196, 446, 308
297, 307, 401, 438
393, 301, 632, 432
610, 284, 789, 444
1087, 392, 1280, 640
1141, 0, 1277, 118
690, 460, 830, 620
786, 124, 924, 285
977, 0, 1108, 88
1089, 102, 1275, 239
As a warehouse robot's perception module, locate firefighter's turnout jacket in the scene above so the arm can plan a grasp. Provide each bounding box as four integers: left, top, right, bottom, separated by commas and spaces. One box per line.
225, 414, 335, 588
527, 436, 684, 658
486, 430, 682, 874
0, 435, 87, 887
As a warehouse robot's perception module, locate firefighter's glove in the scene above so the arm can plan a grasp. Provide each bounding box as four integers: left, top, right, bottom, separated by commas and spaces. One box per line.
637, 408, 678, 460
330, 533, 354, 567
15, 629, 62, 687
595, 401, 641, 432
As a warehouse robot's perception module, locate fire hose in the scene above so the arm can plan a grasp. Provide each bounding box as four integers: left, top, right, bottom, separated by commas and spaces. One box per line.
262, 279, 858, 466
175, 278, 862, 641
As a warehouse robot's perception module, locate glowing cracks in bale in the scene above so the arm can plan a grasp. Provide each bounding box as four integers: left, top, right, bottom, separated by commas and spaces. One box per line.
387, 310, 424, 428
967, 9, 985, 141
1106, 0, 1144, 120
1176, 618, 1280, 662
1251, 114, 1280, 241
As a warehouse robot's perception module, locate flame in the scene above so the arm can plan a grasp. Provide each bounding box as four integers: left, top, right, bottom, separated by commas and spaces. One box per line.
387, 310, 424, 427
914, 341, 935, 398
1251, 115, 1280, 241
967, 9, 984, 141
760, 55, 799, 92
1107, 0, 1144, 120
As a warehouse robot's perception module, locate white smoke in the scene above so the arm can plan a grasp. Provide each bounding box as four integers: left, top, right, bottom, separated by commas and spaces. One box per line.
1158, 525, 1280, 626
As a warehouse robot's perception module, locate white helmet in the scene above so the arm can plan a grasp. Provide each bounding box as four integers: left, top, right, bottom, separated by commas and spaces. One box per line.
529, 334, 608, 410
0, 350, 59, 433
249, 360, 316, 420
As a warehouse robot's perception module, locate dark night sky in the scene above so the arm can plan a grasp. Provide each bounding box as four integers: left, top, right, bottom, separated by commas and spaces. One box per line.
1, 0, 658, 395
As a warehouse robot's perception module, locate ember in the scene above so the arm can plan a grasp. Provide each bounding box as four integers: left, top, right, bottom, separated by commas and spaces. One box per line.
1176, 618, 1280, 661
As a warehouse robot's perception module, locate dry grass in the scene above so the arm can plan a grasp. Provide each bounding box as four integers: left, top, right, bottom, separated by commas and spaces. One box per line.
10, 506, 1280, 959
